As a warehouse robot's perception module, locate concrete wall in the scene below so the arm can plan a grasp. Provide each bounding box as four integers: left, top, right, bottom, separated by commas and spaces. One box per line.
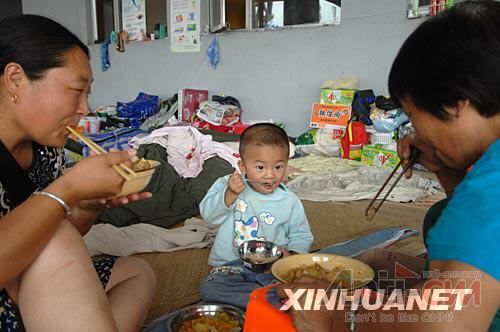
22, 0, 422, 135
22, 0, 93, 44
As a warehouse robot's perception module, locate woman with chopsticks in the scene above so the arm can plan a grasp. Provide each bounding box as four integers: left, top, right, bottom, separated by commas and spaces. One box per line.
278, 1, 500, 331
0, 15, 156, 331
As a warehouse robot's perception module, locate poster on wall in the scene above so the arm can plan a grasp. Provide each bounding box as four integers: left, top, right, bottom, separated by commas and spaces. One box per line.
170, 0, 201, 53
122, 0, 147, 41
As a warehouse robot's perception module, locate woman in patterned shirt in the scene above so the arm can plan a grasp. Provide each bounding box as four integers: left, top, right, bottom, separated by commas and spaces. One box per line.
0, 15, 156, 331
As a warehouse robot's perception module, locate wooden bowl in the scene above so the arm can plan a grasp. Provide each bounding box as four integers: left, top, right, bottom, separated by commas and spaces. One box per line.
112, 160, 160, 198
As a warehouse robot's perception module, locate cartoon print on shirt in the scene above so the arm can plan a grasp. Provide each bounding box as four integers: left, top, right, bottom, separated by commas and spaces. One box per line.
235, 199, 248, 213
234, 216, 265, 247
259, 211, 275, 225
233, 199, 266, 247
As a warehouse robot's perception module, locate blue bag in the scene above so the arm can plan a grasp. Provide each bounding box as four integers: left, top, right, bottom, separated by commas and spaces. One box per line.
117, 93, 159, 128
82, 127, 148, 157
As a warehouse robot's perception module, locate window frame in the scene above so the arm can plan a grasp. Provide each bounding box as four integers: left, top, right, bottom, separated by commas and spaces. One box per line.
91, 0, 168, 44
209, 0, 341, 33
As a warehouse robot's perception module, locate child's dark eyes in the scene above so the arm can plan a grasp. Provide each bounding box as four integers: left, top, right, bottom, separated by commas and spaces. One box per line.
257, 165, 264, 170
275, 165, 283, 170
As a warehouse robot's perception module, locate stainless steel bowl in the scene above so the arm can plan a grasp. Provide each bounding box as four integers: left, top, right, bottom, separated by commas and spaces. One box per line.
238, 240, 282, 273
169, 303, 244, 332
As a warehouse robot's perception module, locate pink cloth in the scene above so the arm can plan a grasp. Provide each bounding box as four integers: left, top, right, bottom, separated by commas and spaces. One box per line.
130, 126, 239, 178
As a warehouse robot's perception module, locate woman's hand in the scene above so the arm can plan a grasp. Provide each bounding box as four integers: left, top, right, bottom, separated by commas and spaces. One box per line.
397, 133, 447, 178
69, 192, 153, 235
55, 149, 138, 204
78, 192, 153, 210
276, 276, 335, 332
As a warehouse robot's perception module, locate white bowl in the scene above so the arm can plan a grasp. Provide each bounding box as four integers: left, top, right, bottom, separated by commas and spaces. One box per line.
271, 253, 374, 289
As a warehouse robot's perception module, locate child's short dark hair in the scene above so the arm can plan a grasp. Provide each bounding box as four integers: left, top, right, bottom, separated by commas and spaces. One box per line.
239, 123, 290, 158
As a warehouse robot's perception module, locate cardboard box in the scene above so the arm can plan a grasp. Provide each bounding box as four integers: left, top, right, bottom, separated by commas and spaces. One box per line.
361, 145, 400, 169
78, 117, 102, 134
355, 248, 426, 290
310, 103, 352, 128
320, 88, 355, 105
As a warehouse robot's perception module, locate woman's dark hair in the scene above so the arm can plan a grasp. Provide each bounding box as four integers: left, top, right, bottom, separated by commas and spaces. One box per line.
0, 15, 89, 81
388, 0, 500, 119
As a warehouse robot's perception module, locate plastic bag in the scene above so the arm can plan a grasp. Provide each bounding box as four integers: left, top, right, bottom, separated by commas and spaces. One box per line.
295, 128, 344, 157
207, 37, 219, 69
116, 93, 159, 128
81, 127, 148, 157
140, 97, 178, 131
351, 90, 375, 125
321, 77, 359, 90
370, 108, 409, 132
375, 96, 399, 110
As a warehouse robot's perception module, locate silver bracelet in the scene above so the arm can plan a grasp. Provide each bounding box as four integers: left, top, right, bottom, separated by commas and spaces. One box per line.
32, 191, 72, 216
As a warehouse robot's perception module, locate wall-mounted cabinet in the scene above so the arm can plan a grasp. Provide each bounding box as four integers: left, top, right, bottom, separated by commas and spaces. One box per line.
92, 0, 167, 43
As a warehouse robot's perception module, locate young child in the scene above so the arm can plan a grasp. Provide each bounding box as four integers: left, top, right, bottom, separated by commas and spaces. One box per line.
199, 123, 313, 308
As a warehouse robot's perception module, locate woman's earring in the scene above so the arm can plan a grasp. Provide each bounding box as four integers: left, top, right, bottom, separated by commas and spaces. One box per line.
11, 95, 18, 104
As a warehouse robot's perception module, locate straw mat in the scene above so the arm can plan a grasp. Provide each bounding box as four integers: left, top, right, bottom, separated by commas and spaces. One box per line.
137, 198, 435, 323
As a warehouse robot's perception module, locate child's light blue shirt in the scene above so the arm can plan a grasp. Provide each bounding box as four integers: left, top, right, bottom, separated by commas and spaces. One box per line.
200, 175, 314, 266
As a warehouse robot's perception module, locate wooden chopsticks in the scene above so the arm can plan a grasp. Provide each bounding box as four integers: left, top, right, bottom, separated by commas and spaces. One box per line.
365, 149, 421, 221
66, 126, 138, 181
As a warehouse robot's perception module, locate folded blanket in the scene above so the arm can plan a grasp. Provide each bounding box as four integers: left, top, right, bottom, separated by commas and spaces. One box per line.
287, 157, 440, 203
84, 218, 219, 257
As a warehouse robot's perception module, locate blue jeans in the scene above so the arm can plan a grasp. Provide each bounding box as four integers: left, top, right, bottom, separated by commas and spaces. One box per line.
200, 260, 279, 309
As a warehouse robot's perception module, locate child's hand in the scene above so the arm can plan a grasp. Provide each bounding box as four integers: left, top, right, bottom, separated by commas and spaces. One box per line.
279, 248, 298, 257
228, 171, 246, 195
280, 247, 290, 257
224, 171, 246, 207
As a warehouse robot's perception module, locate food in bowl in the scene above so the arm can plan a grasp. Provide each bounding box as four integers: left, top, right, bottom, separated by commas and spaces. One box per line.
284, 263, 352, 287
178, 311, 241, 332
241, 251, 279, 264
170, 304, 244, 332
131, 157, 152, 171
238, 240, 282, 273
272, 253, 374, 289
112, 159, 160, 198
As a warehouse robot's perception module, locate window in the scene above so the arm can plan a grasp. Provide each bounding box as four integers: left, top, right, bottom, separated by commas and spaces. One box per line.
92, 0, 116, 43
407, 0, 468, 19
92, 0, 167, 43
209, 0, 341, 32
